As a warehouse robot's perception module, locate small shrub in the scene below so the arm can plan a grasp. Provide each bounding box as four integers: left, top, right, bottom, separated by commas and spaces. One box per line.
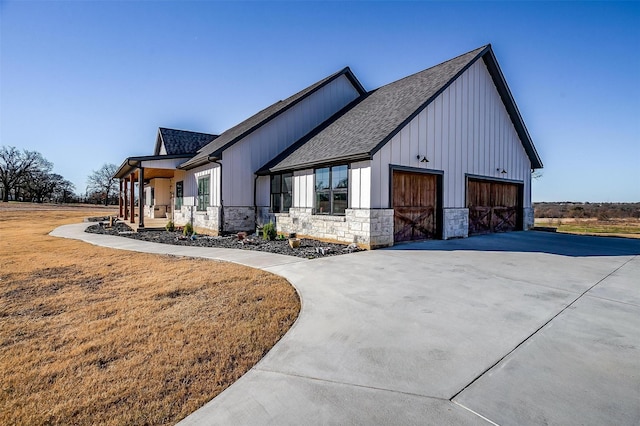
262, 222, 276, 240
165, 220, 175, 232
183, 222, 194, 236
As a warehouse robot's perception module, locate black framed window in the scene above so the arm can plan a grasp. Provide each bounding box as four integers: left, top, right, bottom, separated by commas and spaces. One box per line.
270, 173, 292, 213
197, 176, 210, 211
315, 165, 348, 215
175, 181, 183, 210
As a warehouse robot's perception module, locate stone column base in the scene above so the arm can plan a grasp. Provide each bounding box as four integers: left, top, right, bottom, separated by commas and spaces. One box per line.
443, 208, 469, 239
523, 207, 535, 230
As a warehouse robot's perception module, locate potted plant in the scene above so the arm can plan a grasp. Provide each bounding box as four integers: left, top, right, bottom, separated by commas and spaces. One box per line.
288, 238, 300, 249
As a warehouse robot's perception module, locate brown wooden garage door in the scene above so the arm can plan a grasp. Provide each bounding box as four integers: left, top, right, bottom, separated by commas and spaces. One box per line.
467, 178, 522, 235
393, 170, 440, 242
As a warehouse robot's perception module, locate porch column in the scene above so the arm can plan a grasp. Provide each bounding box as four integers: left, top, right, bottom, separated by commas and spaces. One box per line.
123, 179, 128, 220
119, 179, 123, 217
138, 167, 145, 228
129, 173, 135, 224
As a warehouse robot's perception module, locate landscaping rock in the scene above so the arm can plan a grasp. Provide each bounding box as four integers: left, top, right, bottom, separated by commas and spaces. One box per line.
86, 224, 364, 259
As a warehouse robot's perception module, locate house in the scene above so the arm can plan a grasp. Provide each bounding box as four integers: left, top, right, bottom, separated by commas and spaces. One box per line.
114, 44, 542, 248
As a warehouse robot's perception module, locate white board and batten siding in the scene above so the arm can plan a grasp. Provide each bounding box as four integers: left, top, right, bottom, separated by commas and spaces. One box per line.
370, 60, 532, 209
180, 164, 221, 207
292, 170, 314, 208
349, 161, 371, 209
223, 74, 361, 207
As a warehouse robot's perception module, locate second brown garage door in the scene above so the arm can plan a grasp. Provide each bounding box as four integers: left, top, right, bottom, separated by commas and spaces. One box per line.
467, 178, 522, 235
392, 170, 441, 242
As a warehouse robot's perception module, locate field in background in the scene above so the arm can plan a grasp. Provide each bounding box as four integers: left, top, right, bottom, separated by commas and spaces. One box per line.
0, 203, 300, 425
533, 202, 640, 239
534, 217, 640, 238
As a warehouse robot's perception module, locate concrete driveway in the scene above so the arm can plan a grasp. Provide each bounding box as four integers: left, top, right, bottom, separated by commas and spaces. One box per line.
52, 225, 640, 425
181, 232, 639, 426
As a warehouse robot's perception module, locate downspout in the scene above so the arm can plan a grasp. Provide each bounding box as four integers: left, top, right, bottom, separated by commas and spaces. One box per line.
208, 156, 224, 235
253, 175, 259, 232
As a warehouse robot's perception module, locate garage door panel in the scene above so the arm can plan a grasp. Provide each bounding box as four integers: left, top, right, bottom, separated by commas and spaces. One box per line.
394, 206, 437, 241
469, 206, 492, 235
468, 179, 521, 236
492, 207, 518, 232
393, 171, 439, 242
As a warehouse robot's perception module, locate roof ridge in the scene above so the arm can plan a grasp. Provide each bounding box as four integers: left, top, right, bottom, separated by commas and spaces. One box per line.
376, 45, 489, 90
159, 127, 217, 136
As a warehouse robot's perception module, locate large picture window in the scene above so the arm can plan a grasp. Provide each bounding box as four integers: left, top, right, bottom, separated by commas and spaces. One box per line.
270, 173, 292, 213
315, 165, 348, 215
197, 176, 210, 211
175, 181, 183, 210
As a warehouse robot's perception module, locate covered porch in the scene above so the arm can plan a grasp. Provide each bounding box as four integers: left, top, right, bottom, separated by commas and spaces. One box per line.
113, 155, 188, 230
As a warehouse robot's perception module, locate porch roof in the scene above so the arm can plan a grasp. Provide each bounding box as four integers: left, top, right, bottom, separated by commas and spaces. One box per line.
113, 154, 192, 180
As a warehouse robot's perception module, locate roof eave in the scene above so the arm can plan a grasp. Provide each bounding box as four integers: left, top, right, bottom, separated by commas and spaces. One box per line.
481, 49, 543, 169
114, 153, 193, 178
113, 158, 139, 179
178, 153, 220, 170
265, 153, 371, 175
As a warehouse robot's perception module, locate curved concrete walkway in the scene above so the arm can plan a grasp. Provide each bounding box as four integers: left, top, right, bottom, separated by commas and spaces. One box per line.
52, 224, 640, 425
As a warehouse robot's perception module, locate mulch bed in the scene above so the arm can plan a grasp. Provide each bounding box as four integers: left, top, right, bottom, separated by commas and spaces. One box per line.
85, 221, 363, 259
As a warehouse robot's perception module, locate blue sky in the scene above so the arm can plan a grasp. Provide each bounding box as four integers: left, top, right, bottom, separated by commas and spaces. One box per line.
1, 1, 638, 202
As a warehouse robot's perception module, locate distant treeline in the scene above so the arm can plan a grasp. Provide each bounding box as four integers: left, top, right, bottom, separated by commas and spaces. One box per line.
534, 202, 640, 219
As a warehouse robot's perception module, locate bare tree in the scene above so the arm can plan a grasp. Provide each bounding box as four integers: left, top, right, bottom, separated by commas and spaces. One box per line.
87, 163, 118, 206
51, 177, 76, 203
22, 158, 54, 202
0, 146, 50, 202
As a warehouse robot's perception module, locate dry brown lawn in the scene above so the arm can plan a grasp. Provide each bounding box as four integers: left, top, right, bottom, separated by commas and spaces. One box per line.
0, 203, 300, 425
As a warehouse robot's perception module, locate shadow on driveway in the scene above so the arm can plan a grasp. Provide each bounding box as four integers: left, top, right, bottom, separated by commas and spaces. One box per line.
385, 230, 640, 257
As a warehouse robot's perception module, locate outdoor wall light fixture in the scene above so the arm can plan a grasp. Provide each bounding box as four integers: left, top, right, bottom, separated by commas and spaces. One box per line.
497, 168, 507, 174
417, 155, 429, 163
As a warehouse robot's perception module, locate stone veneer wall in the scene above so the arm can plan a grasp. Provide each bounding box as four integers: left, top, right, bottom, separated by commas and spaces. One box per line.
173, 206, 220, 234
223, 206, 255, 233
275, 208, 394, 249
442, 208, 469, 239
174, 206, 256, 234
523, 207, 535, 230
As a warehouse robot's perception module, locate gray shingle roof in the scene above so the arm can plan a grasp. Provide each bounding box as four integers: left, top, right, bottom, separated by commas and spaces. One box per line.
266, 45, 542, 172
156, 128, 217, 155
179, 67, 365, 170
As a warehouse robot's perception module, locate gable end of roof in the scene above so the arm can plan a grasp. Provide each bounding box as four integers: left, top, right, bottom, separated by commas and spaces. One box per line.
367, 45, 491, 159
367, 44, 542, 169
